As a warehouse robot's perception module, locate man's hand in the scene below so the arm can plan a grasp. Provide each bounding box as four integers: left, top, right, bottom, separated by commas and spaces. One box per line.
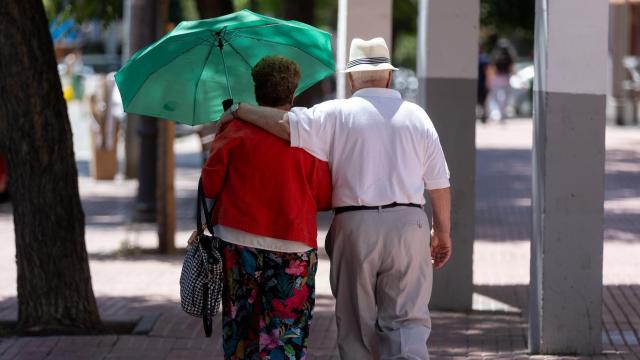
431, 229, 452, 269
217, 102, 291, 141
217, 108, 234, 128
428, 187, 451, 269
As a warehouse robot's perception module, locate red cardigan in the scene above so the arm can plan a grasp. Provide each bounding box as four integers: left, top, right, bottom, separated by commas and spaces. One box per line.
201, 119, 332, 248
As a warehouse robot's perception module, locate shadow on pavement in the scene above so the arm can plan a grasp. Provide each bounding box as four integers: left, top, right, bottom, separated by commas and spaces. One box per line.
429, 310, 529, 356
0, 293, 339, 358
476, 148, 532, 242
475, 284, 528, 313
88, 251, 185, 263
80, 191, 198, 232
476, 147, 640, 243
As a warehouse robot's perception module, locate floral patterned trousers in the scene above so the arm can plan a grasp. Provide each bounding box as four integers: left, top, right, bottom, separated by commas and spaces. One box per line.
221, 241, 317, 360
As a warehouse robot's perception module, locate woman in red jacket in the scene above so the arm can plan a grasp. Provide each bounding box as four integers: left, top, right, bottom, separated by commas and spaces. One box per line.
201, 56, 332, 359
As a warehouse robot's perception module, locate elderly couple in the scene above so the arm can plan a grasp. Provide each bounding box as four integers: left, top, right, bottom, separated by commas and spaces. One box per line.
201, 37, 452, 360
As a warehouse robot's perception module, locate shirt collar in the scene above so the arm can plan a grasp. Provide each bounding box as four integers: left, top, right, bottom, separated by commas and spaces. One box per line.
352, 87, 402, 99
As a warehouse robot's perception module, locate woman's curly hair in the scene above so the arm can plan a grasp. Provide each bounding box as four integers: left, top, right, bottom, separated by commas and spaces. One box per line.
252, 56, 300, 107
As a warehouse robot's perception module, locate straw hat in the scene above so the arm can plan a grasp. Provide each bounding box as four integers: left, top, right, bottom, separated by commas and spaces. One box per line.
344, 37, 398, 73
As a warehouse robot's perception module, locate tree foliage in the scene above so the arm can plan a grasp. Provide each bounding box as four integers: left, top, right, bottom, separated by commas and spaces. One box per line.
43, 0, 122, 23
196, 0, 233, 19
392, 0, 418, 69
480, 0, 535, 38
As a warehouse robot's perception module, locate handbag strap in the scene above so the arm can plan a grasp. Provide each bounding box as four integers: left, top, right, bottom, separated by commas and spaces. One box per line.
196, 177, 217, 338
197, 177, 215, 235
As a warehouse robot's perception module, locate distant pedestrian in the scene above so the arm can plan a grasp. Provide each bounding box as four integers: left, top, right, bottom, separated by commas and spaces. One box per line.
201, 56, 332, 359
222, 37, 452, 360
477, 45, 491, 123
486, 38, 517, 122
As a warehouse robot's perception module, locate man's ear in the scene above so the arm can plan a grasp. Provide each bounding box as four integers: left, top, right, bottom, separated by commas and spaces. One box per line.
290, 94, 296, 106
347, 73, 354, 90
386, 71, 393, 88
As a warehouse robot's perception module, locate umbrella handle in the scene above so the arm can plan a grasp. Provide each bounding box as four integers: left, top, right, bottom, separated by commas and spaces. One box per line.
215, 28, 233, 101
222, 99, 233, 111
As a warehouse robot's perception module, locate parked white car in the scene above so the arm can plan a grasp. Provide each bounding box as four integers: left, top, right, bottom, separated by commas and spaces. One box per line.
509, 61, 534, 117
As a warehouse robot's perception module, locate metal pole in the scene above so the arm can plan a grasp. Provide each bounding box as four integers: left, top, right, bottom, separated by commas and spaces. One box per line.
217, 34, 233, 100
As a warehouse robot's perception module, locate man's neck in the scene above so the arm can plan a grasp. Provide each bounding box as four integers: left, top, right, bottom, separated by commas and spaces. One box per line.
352, 85, 390, 93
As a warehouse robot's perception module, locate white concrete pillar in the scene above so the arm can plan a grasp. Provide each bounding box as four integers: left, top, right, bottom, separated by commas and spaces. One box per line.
417, 0, 479, 311
336, 0, 393, 99
530, 0, 608, 354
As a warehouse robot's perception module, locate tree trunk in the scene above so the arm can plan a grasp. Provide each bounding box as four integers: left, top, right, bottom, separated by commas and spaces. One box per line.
283, 0, 326, 107
122, 0, 141, 179
196, 0, 233, 19
632, 5, 640, 56
0, 0, 101, 333
157, 0, 176, 254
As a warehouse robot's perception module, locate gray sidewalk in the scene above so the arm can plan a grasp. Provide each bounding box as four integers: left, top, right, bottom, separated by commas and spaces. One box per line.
0, 119, 639, 359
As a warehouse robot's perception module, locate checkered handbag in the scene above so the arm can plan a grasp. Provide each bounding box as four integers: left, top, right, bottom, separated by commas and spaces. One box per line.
179, 178, 223, 337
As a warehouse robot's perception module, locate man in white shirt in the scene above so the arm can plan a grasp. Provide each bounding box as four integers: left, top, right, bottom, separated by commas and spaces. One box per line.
223, 38, 452, 360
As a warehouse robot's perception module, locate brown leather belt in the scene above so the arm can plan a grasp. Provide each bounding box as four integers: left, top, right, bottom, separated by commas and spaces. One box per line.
334, 202, 422, 215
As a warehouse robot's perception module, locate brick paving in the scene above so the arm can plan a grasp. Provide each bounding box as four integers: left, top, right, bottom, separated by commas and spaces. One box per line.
0, 118, 638, 359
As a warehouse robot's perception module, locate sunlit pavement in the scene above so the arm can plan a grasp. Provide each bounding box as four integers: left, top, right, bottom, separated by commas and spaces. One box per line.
0, 114, 638, 358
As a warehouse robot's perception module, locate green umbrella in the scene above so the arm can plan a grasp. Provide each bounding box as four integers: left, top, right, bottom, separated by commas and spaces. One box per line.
115, 9, 335, 125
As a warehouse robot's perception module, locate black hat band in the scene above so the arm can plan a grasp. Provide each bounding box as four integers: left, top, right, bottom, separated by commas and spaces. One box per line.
346, 56, 391, 69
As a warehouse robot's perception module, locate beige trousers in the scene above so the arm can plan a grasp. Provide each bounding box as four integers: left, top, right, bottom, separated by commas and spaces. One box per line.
326, 207, 433, 360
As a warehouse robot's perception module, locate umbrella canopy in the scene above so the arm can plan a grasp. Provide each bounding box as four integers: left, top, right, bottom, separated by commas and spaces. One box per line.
115, 9, 335, 125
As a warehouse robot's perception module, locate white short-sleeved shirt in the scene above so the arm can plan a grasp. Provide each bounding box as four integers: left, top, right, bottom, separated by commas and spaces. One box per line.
288, 88, 450, 207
